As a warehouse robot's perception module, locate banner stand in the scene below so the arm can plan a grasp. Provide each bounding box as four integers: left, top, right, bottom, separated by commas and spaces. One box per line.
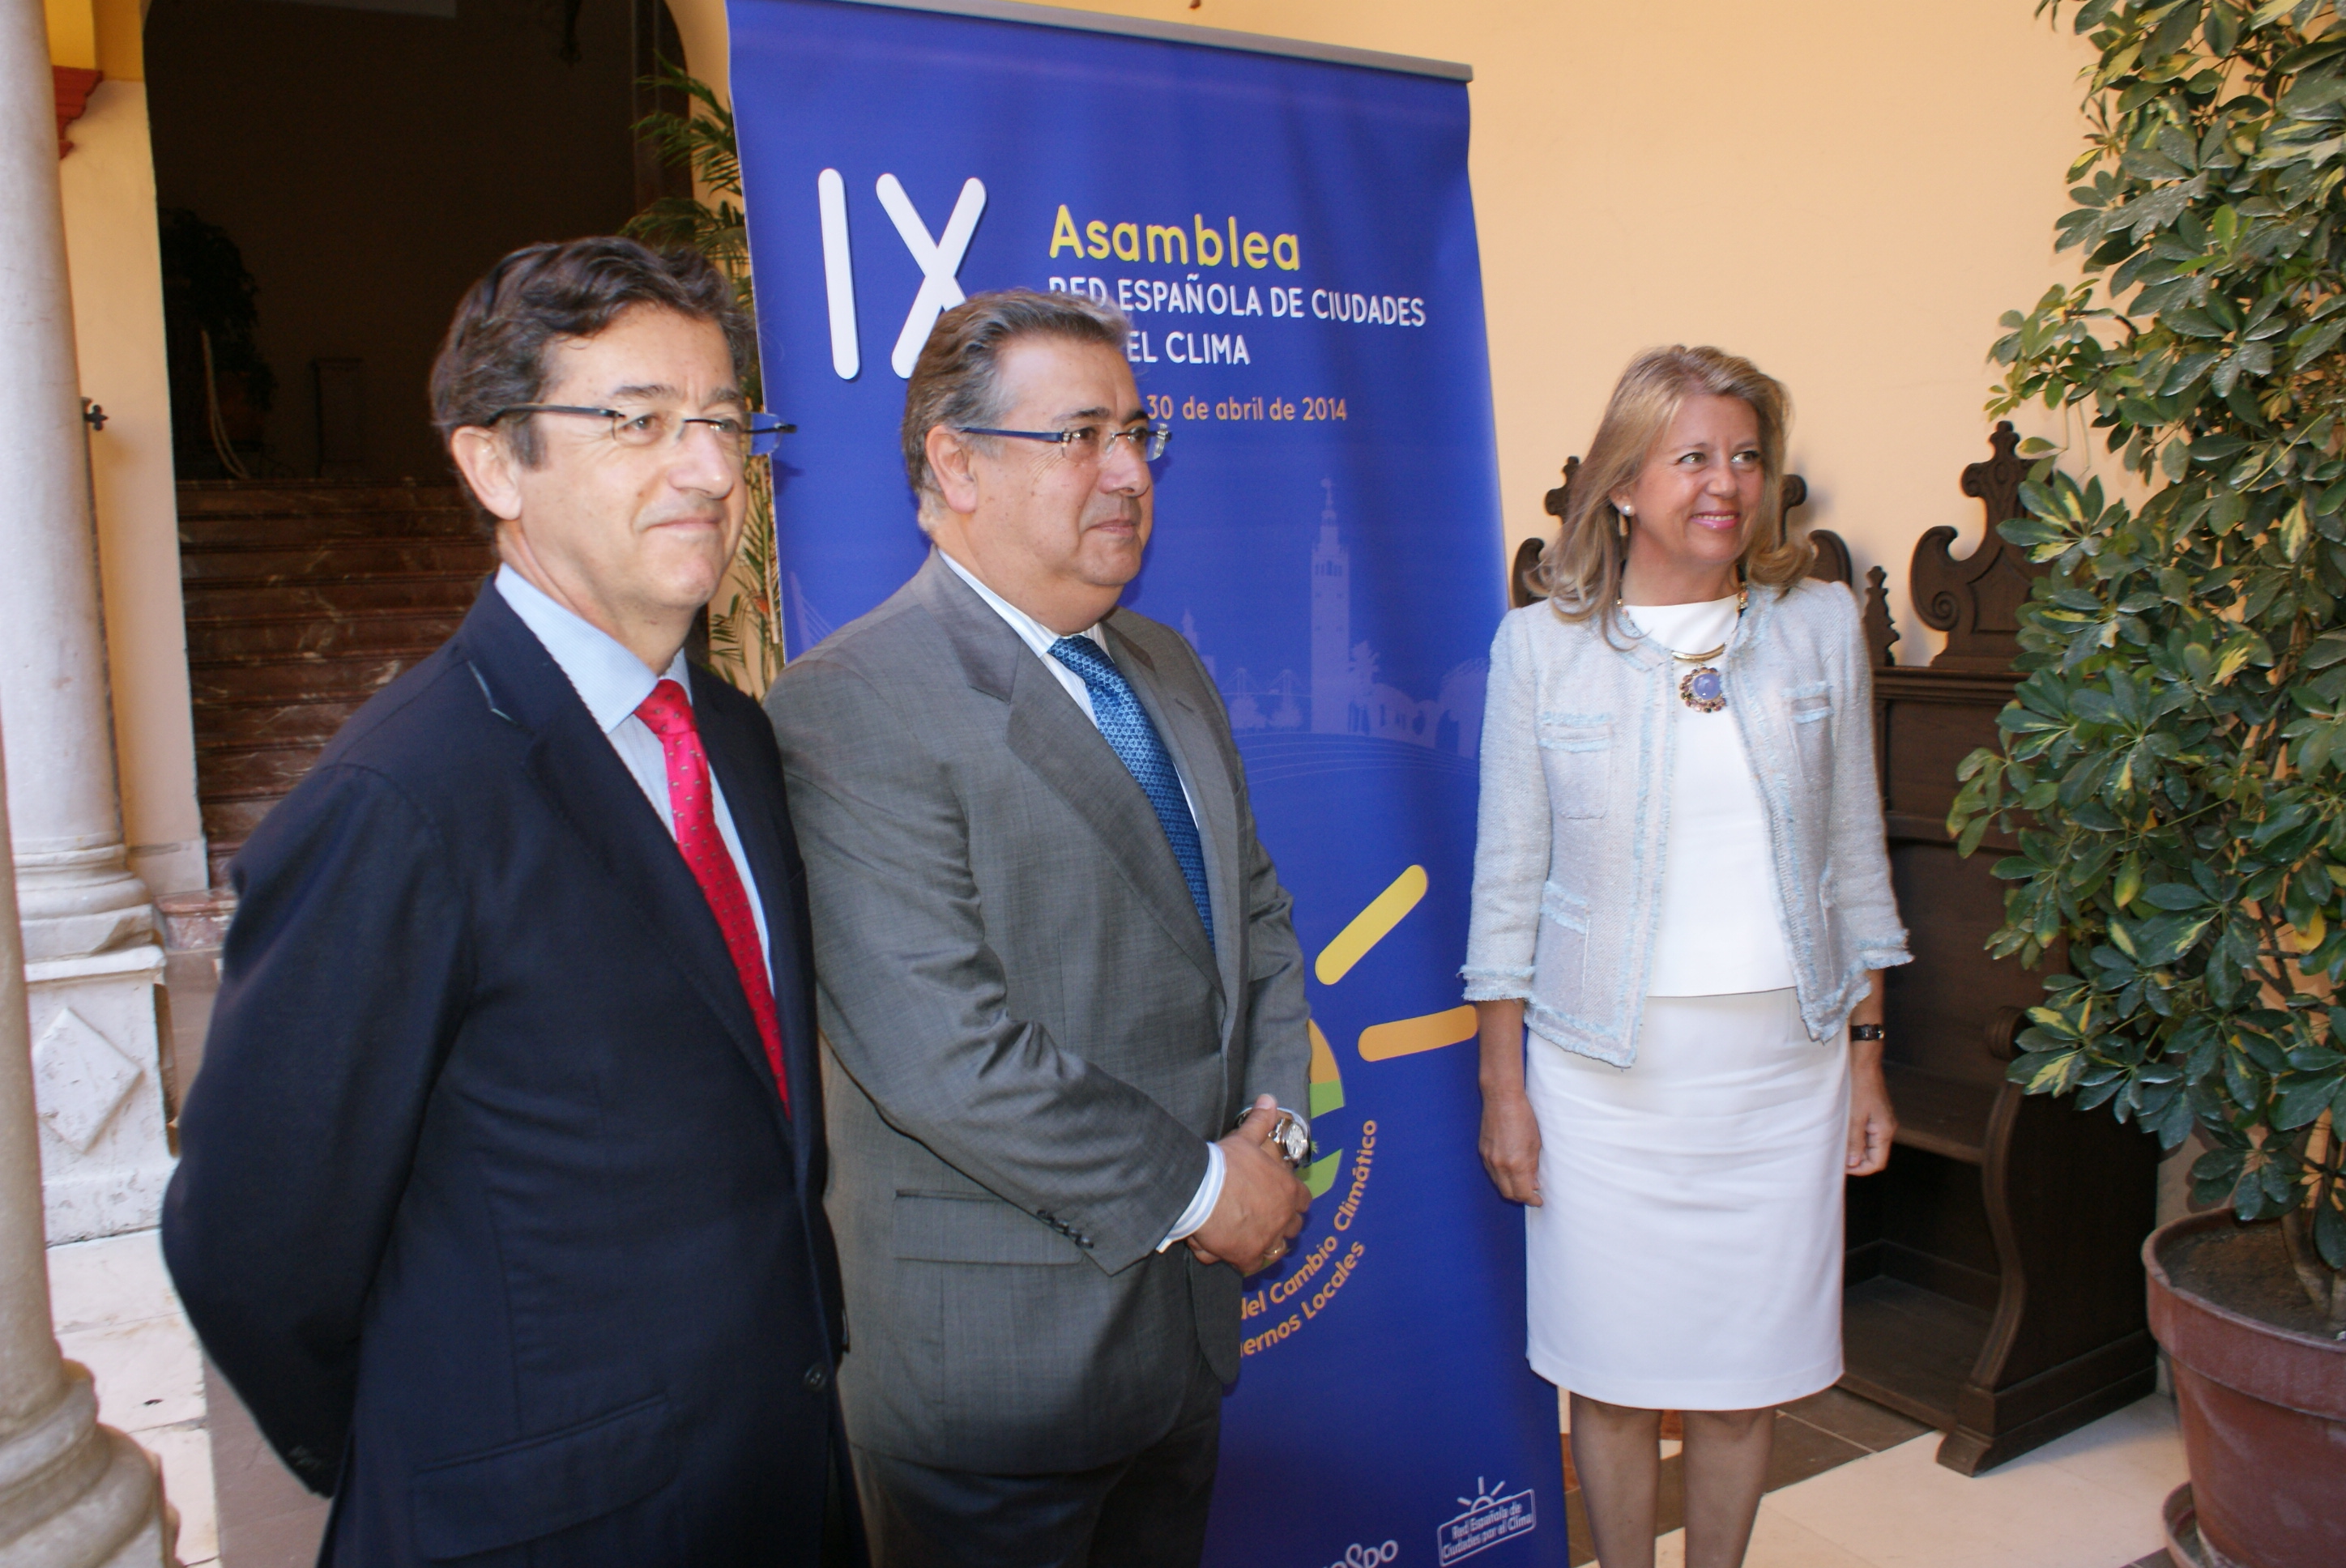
731, 3, 1563, 1562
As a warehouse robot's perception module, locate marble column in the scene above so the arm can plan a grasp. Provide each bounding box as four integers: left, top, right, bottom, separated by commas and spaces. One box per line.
0, 0, 171, 1243
0, 689, 171, 1561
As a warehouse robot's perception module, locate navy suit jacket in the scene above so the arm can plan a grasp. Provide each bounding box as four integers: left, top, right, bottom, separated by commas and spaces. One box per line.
164, 586, 847, 1566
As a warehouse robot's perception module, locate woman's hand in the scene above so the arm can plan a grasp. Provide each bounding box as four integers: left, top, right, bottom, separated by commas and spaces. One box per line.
1474, 999, 1543, 1204
1481, 1088, 1544, 1205
1845, 971, 1895, 1175
1845, 1053, 1896, 1176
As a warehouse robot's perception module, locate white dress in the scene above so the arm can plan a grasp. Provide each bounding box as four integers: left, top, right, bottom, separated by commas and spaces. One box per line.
1521, 596, 1849, 1411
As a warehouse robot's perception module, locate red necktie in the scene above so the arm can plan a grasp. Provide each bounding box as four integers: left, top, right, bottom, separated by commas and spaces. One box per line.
635, 679, 788, 1110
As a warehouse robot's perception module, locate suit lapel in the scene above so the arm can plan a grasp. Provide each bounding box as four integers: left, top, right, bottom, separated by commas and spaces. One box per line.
454, 589, 791, 1139
1106, 617, 1245, 1025
912, 556, 1222, 991
697, 688, 821, 1163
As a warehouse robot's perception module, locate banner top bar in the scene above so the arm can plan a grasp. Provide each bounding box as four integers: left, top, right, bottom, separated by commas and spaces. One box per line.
809, 0, 1474, 81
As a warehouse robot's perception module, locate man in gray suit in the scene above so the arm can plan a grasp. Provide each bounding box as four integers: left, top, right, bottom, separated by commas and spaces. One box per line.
765, 289, 1313, 1566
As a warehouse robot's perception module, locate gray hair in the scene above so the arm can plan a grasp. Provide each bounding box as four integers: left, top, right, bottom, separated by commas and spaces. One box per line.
900, 288, 1130, 526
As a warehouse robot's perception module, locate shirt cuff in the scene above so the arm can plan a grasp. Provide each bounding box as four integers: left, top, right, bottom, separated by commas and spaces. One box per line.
1157, 1141, 1225, 1252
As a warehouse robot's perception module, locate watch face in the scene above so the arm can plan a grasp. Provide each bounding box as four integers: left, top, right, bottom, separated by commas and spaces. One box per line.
1274, 1117, 1310, 1165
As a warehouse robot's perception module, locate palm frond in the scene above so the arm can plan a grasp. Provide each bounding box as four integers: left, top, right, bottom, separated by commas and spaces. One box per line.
633, 58, 742, 197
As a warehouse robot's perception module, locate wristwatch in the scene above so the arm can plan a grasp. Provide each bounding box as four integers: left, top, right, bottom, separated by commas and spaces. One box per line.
1849, 1023, 1886, 1042
1239, 1106, 1312, 1168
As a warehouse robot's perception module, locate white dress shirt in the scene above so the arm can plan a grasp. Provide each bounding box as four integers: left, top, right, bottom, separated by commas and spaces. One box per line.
935, 550, 1224, 1250
496, 565, 770, 966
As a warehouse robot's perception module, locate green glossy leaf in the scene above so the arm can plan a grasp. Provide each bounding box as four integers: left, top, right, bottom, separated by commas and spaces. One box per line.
2019, 1049, 2089, 1095
2152, 1092, 2198, 1148
2293, 317, 2346, 368
2206, 1, 2242, 57
2136, 913, 2216, 966
2073, 688, 2128, 726
2167, 306, 2227, 339
2275, 1073, 2342, 1127
2149, 2, 2208, 62
2315, 1194, 2346, 1271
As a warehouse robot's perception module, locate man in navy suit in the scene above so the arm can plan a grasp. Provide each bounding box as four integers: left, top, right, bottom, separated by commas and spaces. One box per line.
163, 237, 853, 1566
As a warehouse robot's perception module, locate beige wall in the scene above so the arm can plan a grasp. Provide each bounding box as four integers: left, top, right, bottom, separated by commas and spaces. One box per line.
669, 0, 730, 108
49, 0, 207, 894
679, 0, 2110, 660
42, 0, 94, 66
63, 80, 204, 894
58, 0, 2105, 896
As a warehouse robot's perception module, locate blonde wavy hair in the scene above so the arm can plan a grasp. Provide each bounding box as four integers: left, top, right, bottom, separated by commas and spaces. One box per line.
1531, 345, 1809, 637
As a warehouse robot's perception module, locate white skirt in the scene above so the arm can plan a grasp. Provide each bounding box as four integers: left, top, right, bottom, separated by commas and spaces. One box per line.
1524, 989, 1848, 1410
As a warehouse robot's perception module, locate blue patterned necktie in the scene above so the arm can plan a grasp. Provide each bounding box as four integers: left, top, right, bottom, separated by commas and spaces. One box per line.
1048, 636, 1214, 947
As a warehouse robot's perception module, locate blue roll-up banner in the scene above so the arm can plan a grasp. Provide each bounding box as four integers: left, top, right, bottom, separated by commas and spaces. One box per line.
729, 2, 1563, 1562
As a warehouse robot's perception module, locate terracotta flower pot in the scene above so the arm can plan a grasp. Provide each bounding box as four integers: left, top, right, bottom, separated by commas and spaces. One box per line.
2144, 1211, 2346, 1568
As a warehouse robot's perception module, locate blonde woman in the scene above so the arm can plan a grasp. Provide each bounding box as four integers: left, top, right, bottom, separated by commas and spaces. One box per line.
1463, 346, 1907, 1568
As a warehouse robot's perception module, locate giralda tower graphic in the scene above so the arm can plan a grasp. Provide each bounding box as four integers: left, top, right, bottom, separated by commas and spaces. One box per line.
1309, 478, 1351, 735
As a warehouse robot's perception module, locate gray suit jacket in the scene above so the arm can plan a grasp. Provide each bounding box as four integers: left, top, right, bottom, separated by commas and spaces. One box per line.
765, 552, 1311, 1474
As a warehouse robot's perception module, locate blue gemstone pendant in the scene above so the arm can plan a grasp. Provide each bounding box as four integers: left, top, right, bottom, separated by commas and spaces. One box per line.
1680, 666, 1727, 713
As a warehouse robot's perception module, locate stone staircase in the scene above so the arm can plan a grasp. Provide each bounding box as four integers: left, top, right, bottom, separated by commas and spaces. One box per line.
177, 480, 494, 888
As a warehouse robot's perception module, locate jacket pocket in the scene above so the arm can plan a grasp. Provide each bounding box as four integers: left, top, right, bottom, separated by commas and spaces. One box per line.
1539, 880, 1590, 935
410, 1393, 675, 1561
891, 1190, 1087, 1265
1788, 682, 1833, 779
1533, 881, 1591, 1003
1536, 711, 1611, 820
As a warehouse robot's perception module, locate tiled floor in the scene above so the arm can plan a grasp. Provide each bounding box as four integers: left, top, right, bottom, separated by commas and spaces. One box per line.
203, 1353, 331, 1566
1646, 1394, 2187, 1568
45, 1227, 216, 1566
1562, 1388, 1937, 1564
41, 1227, 2190, 1568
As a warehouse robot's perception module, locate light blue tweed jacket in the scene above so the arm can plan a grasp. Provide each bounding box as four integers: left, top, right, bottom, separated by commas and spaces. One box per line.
1461, 577, 1910, 1066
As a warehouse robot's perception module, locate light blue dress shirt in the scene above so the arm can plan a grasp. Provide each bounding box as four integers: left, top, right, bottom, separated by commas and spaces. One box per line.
495, 565, 770, 965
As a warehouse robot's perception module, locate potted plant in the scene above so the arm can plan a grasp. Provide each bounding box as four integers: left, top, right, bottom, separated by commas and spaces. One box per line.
1948, 4, 2346, 1565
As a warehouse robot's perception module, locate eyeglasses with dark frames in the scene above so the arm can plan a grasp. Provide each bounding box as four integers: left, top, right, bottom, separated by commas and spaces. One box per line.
954, 422, 1171, 463
489, 404, 796, 459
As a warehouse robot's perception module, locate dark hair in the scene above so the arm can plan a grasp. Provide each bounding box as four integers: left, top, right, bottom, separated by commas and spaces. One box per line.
900, 288, 1129, 522
429, 236, 753, 515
